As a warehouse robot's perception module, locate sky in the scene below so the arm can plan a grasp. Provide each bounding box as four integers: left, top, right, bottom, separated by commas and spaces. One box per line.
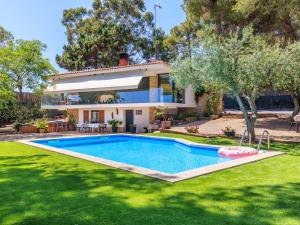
0, 0, 186, 71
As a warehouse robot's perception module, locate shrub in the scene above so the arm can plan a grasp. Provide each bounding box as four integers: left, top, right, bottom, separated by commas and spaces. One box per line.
175, 113, 185, 120
34, 119, 48, 129
107, 119, 122, 129
13, 122, 23, 132
0, 100, 17, 126
222, 126, 236, 137
16, 104, 46, 121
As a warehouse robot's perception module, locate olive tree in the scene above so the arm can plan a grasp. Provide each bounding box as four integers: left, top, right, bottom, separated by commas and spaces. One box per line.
173, 27, 275, 140
273, 42, 300, 117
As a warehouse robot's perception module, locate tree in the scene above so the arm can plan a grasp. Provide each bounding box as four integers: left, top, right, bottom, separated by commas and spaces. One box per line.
273, 42, 300, 117
164, 20, 200, 61
0, 39, 55, 104
173, 27, 276, 140
183, 0, 300, 45
0, 26, 13, 47
57, 0, 166, 70
0, 73, 14, 106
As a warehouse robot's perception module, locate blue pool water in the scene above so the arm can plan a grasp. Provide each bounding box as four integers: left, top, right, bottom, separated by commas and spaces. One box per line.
33, 135, 232, 174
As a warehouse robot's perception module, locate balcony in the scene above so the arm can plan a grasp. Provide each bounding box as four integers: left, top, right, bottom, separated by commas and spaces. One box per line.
42, 88, 185, 106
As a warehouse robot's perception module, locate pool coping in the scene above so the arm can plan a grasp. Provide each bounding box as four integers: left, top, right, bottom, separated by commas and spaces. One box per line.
18, 134, 284, 183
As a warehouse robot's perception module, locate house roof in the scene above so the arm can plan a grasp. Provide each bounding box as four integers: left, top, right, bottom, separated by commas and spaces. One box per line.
55, 60, 170, 77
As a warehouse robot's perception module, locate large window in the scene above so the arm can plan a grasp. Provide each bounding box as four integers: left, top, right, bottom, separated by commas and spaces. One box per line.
158, 74, 184, 103
42, 76, 186, 105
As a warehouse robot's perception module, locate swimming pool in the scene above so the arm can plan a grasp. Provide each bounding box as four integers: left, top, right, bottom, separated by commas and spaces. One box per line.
33, 135, 231, 174
24, 135, 281, 182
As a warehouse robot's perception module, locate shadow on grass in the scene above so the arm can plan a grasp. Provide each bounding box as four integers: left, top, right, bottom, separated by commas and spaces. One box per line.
0, 152, 299, 225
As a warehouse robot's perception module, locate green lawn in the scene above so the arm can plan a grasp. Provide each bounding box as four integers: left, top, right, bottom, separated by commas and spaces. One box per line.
0, 134, 299, 225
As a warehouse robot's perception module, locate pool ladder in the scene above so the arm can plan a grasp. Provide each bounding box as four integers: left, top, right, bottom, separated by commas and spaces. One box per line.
240, 129, 270, 150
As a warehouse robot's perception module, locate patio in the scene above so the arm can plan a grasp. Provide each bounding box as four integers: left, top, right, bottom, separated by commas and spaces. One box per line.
168, 116, 300, 143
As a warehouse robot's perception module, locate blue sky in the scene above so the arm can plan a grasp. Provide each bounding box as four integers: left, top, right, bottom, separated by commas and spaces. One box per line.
0, 0, 185, 71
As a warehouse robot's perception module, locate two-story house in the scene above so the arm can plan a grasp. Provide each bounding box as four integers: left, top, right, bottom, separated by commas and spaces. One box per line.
42, 54, 197, 132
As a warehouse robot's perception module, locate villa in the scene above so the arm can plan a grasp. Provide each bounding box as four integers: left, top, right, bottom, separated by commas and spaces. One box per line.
42, 54, 197, 132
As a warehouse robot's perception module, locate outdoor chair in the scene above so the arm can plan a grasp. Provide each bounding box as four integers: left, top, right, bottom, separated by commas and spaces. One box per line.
289, 115, 300, 132
76, 124, 84, 132
55, 121, 65, 132
99, 123, 107, 133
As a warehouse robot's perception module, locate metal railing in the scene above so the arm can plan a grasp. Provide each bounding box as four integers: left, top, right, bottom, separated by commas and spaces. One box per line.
257, 129, 270, 151
240, 129, 270, 151
239, 129, 252, 146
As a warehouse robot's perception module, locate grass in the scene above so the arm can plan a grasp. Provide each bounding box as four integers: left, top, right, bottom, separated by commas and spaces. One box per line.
0, 134, 299, 225
145, 132, 300, 155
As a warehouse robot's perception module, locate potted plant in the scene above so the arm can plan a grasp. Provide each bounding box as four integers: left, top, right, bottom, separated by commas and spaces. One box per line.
108, 119, 122, 133
68, 113, 76, 131
222, 126, 236, 137
34, 119, 48, 133
155, 106, 171, 129
184, 126, 199, 133
20, 122, 38, 133
13, 122, 23, 132
129, 124, 137, 134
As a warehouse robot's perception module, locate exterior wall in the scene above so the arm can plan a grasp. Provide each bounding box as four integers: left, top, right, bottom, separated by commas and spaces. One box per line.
184, 86, 196, 106
197, 94, 208, 114
77, 107, 150, 133
133, 108, 149, 132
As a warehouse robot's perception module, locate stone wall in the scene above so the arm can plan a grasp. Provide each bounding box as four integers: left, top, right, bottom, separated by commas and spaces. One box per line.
196, 94, 209, 114
196, 93, 223, 115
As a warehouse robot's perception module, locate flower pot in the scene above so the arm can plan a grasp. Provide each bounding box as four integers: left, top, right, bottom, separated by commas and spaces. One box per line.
161, 120, 171, 129
130, 125, 137, 134
112, 127, 118, 133
224, 131, 235, 137
39, 129, 45, 133
20, 125, 38, 133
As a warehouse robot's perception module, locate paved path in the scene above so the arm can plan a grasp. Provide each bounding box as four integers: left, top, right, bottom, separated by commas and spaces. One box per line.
170, 117, 300, 142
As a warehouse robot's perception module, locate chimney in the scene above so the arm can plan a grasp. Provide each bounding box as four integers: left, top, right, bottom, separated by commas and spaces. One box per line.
119, 53, 129, 66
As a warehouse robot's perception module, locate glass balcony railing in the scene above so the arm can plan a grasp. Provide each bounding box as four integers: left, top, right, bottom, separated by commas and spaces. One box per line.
42, 88, 185, 106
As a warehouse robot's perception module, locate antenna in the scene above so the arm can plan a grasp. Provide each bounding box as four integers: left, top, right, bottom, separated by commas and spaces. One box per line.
154, 2, 162, 60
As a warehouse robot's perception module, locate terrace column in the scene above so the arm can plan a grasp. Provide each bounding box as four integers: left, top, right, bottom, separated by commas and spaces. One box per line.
149, 75, 158, 103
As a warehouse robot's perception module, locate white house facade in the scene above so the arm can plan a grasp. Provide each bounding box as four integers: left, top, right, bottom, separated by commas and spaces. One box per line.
42, 57, 197, 132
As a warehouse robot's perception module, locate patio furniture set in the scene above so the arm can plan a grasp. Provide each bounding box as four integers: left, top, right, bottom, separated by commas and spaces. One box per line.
48, 120, 69, 132
76, 123, 107, 133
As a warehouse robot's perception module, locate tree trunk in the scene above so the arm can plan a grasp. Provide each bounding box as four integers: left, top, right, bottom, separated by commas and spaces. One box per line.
236, 95, 256, 141
17, 85, 23, 104
291, 93, 300, 118
282, 15, 297, 46
245, 95, 257, 124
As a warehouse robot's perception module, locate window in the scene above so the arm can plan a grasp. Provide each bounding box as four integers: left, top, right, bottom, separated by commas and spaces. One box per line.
158, 74, 185, 103
60, 93, 65, 101
136, 110, 142, 115
91, 111, 99, 123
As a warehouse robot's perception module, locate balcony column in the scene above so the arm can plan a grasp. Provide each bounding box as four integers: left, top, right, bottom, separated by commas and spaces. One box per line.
67, 109, 79, 123
149, 107, 156, 124
149, 75, 158, 103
